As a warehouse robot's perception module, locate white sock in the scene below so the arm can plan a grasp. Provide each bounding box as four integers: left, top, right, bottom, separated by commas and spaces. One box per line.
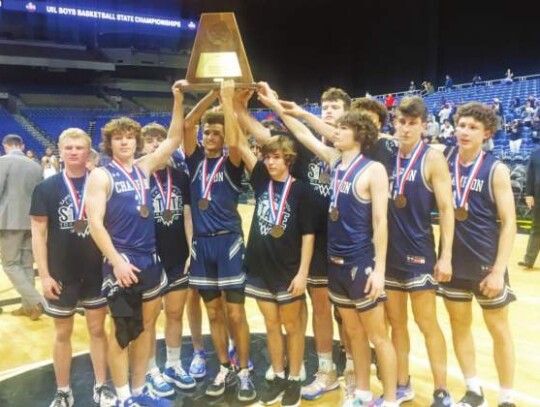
318, 351, 334, 372
354, 389, 372, 402
275, 371, 286, 379
345, 354, 354, 372
499, 388, 514, 404
147, 366, 160, 376
132, 386, 144, 396
166, 346, 181, 368
147, 356, 157, 371
288, 375, 301, 381
58, 386, 70, 393
115, 385, 131, 401
465, 376, 482, 395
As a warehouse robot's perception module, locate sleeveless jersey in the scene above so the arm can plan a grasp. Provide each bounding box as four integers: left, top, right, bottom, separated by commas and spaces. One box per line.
186, 146, 243, 235
387, 143, 436, 274
447, 149, 501, 280
327, 156, 375, 259
103, 162, 155, 255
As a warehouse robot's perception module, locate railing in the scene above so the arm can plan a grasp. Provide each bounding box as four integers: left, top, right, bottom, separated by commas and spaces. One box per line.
436, 73, 540, 92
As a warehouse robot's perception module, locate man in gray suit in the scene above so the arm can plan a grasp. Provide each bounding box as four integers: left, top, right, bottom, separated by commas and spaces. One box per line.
0, 134, 43, 319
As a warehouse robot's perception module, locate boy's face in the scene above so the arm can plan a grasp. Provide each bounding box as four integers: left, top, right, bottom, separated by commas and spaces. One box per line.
263, 149, 289, 179
202, 123, 225, 152
455, 116, 491, 152
395, 112, 426, 149
321, 99, 346, 125
142, 134, 165, 155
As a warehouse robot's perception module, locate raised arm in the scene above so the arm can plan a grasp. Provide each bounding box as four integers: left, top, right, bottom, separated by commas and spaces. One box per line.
220, 80, 243, 167
138, 81, 184, 174
280, 100, 337, 143
427, 149, 454, 282
184, 88, 219, 156
257, 82, 338, 164
480, 163, 516, 297
86, 168, 140, 288
233, 88, 272, 146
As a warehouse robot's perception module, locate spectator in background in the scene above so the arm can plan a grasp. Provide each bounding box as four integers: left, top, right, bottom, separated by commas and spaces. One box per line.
26, 149, 39, 164
519, 145, 540, 268
509, 97, 522, 117
426, 114, 440, 142
531, 115, 540, 143
439, 119, 455, 144
385, 94, 395, 108
42, 146, 59, 178
522, 101, 535, 125
438, 103, 452, 125
365, 90, 372, 99
444, 75, 453, 91
504, 68, 514, 84
492, 98, 504, 123
471, 74, 482, 87
508, 120, 523, 155
408, 81, 416, 94
0, 134, 43, 320
86, 149, 100, 172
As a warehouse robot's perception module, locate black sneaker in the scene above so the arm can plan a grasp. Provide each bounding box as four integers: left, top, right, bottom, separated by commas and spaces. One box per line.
93, 384, 117, 407
431, 389, 453, 407
259, 376, 286, 405
457, 389, 487, 407
205, 365, 238, 397
49, 390, 74, 407
282, 380, 301, 407
237, 369, 257, 402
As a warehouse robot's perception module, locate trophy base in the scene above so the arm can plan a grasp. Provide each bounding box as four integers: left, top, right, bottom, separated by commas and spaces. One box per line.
182, 82, 258, 92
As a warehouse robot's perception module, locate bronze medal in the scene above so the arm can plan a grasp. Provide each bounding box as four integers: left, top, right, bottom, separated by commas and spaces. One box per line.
162, 209, 173, 222
73, 220, 87, 234
319, 172, 331, 184
138, 204, 150, 218
198, 198, 210, 210
455, 207, 468, 221
394, 194, 407, 208
330, 207, 340, 222
270, 225, 284, 238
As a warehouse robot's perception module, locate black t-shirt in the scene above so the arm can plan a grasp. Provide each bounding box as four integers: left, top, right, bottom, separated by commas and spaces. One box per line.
30, 173, 103, 282
366, 136, 399, 178
245, 161, 315, 281
271, 129, 330, 231
151, 166, 191, 268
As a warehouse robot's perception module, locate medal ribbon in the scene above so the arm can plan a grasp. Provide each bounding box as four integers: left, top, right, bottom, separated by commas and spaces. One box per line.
454, 151, 485, 209
62, 170, 88, 221
394, 141, 424, 196
201, 156, 226, 201
330, 153, 365, 209
111, 159, 147, 208
153, 167, 172, 212
268, 175, 294, 226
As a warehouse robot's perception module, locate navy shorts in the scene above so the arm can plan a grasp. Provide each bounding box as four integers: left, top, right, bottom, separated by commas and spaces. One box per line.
189, 233, 246, 291
43, 276, 107, 318
328, 254, 386, 312
438, 275, 516, 309
245, 273, 305, 305
162, 263, 189, 294
385, 267, 438, 292
307, 230, 329, 287
102, 252, 167, 302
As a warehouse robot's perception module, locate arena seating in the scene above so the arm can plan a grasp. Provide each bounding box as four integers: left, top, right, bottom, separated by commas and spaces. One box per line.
0, 107, 45, 155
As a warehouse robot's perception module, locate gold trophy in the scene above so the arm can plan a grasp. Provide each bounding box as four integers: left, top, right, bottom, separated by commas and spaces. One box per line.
184, 12, 255, 91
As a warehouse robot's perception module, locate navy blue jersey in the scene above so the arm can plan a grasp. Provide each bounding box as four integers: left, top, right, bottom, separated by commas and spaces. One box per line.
186, 145, 243, 235
103, 162, 155, 255
327, 156, 375, 259
171, 148, 190, 176
448, 150, 501, 280
151, 166, 191, 268
387, 143, 436, 274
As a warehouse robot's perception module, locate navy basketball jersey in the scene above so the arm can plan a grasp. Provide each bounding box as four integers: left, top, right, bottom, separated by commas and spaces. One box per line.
327, 155, 375, 259
448, 150, 501, 280
186, 146, 243, 235
171, 148, 190, 176
103, 162, 155, 254
387, 143, 436, 274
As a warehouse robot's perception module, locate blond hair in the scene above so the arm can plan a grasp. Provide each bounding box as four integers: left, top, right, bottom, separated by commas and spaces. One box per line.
58, 128, 92, 150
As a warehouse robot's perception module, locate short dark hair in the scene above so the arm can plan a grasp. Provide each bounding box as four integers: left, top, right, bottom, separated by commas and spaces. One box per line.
2, 134, 23, 146
454, 102, 499, 135
351, 98, 389, 128
201, 110, 225, 127
397, 97, 428, 122
321, 87, 351, 110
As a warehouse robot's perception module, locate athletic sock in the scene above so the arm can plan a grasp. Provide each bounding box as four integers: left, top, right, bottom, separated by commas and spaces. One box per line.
115, 385, 131, 401
318, 351, 334, 372
499, 388, 515, 404
345, 354, 354, 372
465, 376, 482, 395
165, 346, 181, 368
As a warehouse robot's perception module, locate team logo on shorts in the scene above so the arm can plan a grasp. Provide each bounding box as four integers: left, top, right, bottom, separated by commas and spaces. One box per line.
406, 255, 426, 265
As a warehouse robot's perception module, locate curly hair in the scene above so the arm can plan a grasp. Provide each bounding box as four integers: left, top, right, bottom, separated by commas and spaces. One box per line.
321, 87, 351, 110
351, 98, 389, 128
336, 111, 379, 153
453, 102, 499, 135
100, 117, 142, 157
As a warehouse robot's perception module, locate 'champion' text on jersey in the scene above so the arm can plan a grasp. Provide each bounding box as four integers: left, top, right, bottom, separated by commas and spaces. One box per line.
113, 177, 149, 194
390, 168, 418, 198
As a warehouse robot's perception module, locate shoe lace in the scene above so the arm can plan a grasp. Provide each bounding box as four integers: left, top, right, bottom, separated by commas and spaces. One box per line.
238, 371, 252, 390
212, 367, 229, 386
52, 391, 70, 407
174, 365, 189, 378
96, 385, 117, 402
150, 373, 168, 386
